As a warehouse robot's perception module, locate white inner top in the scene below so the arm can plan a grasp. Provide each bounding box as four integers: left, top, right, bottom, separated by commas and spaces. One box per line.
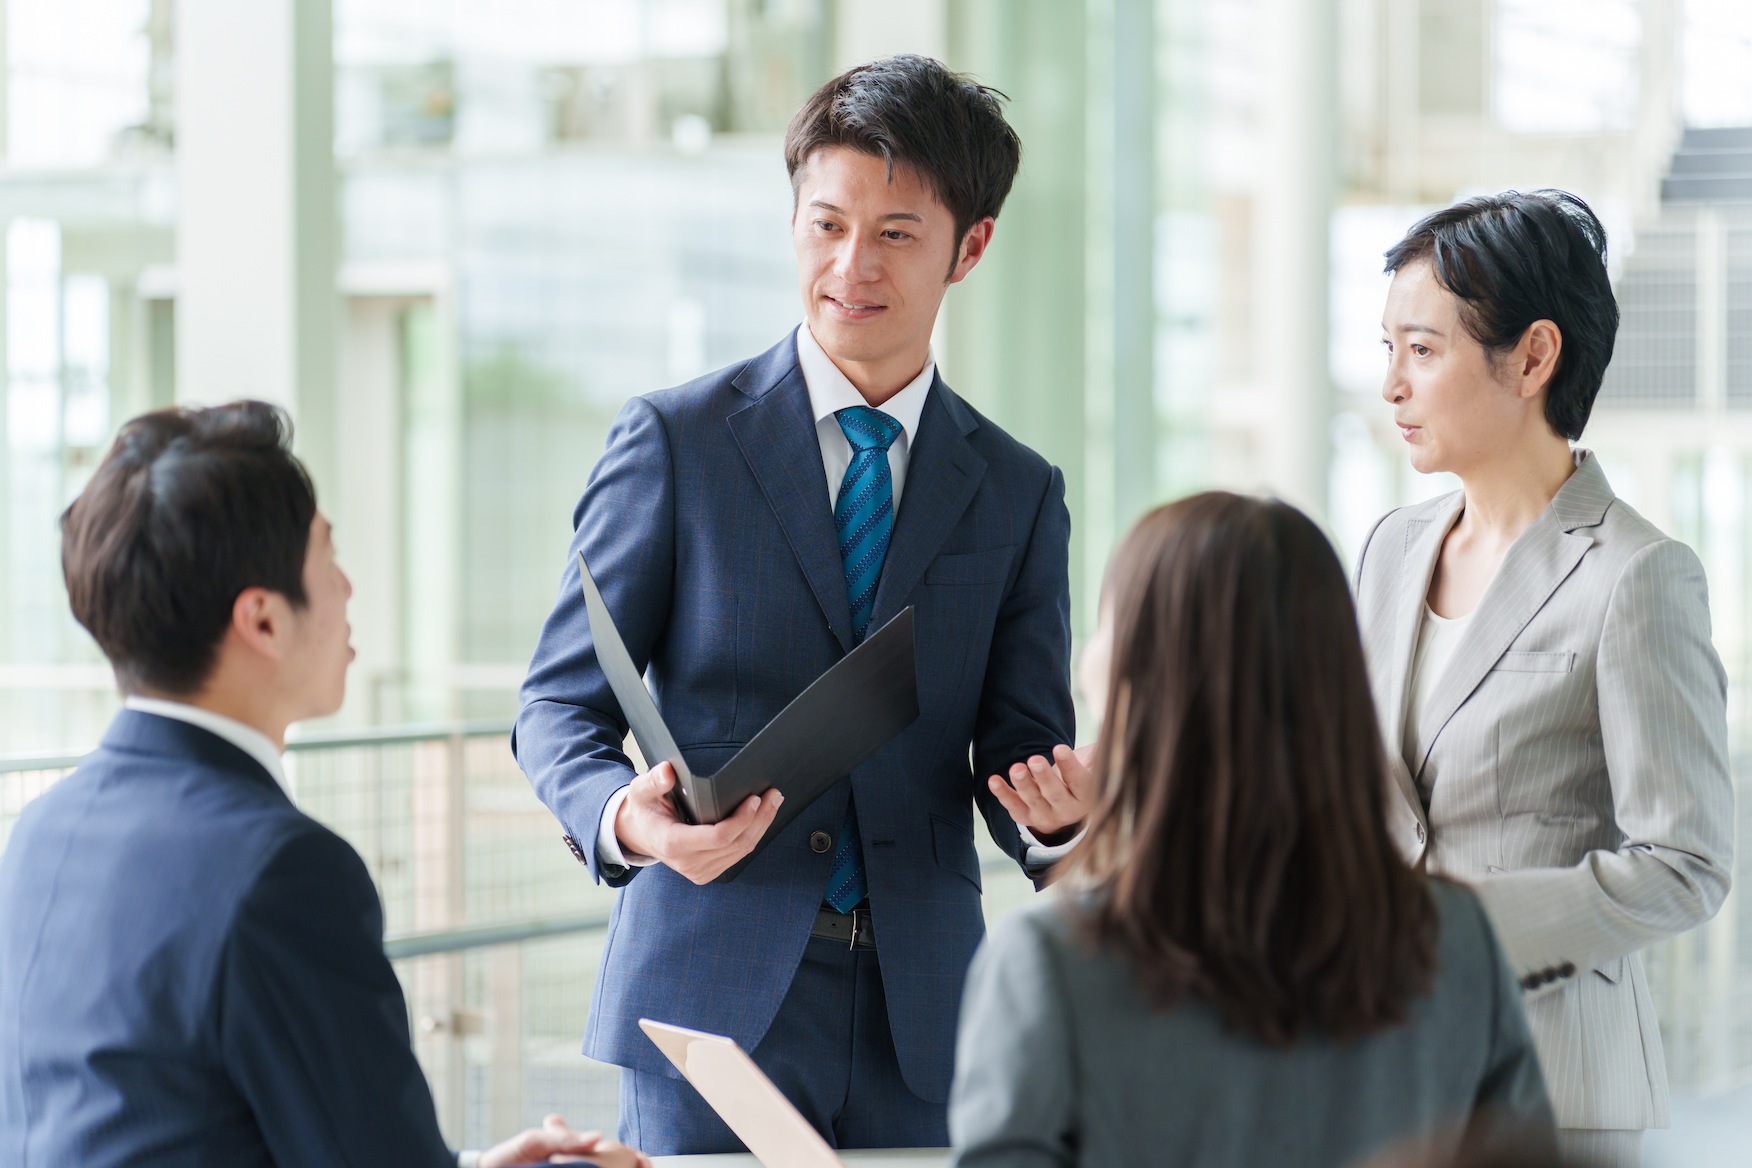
1403, 603, 1473, 766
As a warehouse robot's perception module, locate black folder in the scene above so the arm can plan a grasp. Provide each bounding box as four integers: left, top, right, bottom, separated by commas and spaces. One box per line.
577, 552, 919, 882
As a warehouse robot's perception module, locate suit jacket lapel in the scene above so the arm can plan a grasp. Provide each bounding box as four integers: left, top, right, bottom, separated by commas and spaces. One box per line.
870, 377, 987, 627
727, 336, 853, 652
1384, 492, 1464, 763
1378, 493, 1461, 837
1410, 453, 1612, 777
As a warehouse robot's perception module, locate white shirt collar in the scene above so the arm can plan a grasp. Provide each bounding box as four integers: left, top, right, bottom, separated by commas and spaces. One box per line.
794, 323, 933, 444
123, 696, 291, 795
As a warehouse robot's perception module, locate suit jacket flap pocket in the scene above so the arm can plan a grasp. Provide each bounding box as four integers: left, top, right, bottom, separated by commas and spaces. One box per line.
1594, 955, 1626, 984
930, 813, 982, 891
1493, 650, 1575, 673
925, 546, 1015, 586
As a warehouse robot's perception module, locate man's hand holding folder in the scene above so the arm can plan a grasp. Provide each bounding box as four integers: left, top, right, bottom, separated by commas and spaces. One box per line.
614, 763, 784, 885
578, 551, 920, 885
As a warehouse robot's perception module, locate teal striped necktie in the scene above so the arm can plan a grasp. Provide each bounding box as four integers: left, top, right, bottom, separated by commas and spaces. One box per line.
823, 405, 903, 913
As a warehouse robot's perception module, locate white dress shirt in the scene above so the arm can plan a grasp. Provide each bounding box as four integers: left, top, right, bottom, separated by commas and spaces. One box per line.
598, 324, 1075, 874
794, 319, 934, 508
123, 696, 290, 794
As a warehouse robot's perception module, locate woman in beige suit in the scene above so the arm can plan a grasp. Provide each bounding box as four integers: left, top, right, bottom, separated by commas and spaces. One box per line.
1357, 189, 1734, 1168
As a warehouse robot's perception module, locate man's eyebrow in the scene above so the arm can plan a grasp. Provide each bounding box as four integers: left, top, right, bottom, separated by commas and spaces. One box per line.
1384, 322, 1447, 338
807, 200, 924, 223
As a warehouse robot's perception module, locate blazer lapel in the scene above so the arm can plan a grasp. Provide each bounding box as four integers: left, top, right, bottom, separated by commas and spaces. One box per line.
727, 336, 853, 652
870, 377, 987, 627
1410, 452, 1612, 777
1383, 492, 1464, 763
1380, 492, 1461, 838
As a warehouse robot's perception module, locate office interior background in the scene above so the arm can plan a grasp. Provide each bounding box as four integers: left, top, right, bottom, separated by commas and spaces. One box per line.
2, 0, 1751, 1160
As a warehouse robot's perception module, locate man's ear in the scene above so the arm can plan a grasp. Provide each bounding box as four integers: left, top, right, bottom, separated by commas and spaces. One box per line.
230, 586, 290, 662
1517, 319, 1563, 400
948, 217, 996, 285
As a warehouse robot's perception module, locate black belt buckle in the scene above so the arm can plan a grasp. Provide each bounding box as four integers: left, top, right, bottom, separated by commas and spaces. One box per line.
812, 905, 875, 949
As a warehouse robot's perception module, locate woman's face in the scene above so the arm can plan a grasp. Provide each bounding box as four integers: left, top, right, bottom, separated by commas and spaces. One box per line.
1380, 260, 1532, 477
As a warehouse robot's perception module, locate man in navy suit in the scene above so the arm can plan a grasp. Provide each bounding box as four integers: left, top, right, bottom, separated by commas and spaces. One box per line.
0, 402, 647, 1168
515, 56, 1094, 1155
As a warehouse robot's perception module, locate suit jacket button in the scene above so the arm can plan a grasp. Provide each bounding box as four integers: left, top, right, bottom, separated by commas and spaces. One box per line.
809, 831, 832, 854
1415, 822, 1426, 843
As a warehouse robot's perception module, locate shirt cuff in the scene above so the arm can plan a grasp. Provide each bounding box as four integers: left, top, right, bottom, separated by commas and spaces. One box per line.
1020, 823, 1085, 875
456, 1151, 481, 1168
598, 785, 658, 870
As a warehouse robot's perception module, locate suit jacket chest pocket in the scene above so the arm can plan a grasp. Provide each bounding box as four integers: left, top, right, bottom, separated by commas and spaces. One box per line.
919, 547, 1015, 645
1488, 649, 1597, 821
925, 546, 1016, 588
1493, 651, 1576, 674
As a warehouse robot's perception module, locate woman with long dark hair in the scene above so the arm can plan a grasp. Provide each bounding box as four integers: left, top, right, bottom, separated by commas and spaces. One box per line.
950, 493, 1553, 1168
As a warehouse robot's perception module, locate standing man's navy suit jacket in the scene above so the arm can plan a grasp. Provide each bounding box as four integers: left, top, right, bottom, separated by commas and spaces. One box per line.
514, 330, 1075, 1103
0, 711, 455, 1168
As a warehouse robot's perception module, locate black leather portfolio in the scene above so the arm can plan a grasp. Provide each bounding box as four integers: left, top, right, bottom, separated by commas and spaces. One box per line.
577, 552, 920, 882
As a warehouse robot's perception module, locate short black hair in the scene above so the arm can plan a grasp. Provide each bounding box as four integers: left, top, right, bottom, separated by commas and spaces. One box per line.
1383, 189, 1619, 441
61, 401, 317, 696
784, 54, 1022, 247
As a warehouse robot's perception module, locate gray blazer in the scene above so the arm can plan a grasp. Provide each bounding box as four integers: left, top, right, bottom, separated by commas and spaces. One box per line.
1354, 451, 1734, 1130
950, 881, 1554, 1168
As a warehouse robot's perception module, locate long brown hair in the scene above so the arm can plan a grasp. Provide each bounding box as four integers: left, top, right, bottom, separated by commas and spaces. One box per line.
1070, 492, 1436, 1046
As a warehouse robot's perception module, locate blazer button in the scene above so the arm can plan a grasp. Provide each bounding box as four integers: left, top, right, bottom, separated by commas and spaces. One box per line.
809, 831, 833, 854
1415, 822, 1426, 843
561, 834, 588, 866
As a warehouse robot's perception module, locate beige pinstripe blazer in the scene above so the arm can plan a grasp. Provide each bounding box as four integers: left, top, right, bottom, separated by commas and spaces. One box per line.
1354, 451, 1734, 1131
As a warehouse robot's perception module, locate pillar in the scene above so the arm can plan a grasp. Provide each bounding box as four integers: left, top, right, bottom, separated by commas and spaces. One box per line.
175, 0, 337, 491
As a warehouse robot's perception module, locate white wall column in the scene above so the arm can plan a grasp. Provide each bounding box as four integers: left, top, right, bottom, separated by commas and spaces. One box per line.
176, 0, 336, 489
1257, 0, 1339, 517
1632, 0, 1681, 222
1109, 0, 1155, 530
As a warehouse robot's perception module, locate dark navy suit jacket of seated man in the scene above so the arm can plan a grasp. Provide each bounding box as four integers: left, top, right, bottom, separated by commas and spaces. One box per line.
513, 329, 1076, 1130
0, 709, 458, 1168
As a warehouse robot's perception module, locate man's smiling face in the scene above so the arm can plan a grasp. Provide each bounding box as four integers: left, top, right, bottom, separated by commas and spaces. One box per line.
791, 144, 987, 397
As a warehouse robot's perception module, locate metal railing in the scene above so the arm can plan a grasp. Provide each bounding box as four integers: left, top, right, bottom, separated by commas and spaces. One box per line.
0, 721, 627, 1145
0, 719, 1046, 1145
31, 720, 1752, 1119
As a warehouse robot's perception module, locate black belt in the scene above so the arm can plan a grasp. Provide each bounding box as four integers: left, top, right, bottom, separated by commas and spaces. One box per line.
811, 905, 876, 950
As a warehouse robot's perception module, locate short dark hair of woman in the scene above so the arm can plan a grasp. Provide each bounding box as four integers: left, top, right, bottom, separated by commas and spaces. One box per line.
784, 54, 1022, 246
61, 400, 317, 697
1069, 492, 1438, 1047
1383, 189, 1619, 442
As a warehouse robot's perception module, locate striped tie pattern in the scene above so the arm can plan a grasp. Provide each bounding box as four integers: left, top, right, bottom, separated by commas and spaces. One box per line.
823, 405, 903, 913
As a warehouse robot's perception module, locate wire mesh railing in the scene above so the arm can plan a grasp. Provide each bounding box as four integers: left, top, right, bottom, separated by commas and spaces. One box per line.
11, 716, 1749, 1135
0, 721, 626, 1144
0, 719, 1045, 1146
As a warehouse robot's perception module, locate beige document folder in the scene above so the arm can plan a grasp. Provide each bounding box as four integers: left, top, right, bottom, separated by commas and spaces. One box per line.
639, 1018, 845, 1168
